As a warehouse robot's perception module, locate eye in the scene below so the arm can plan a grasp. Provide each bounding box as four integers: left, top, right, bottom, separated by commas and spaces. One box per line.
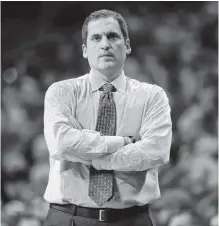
108, 33, 119, 40
92, 35, 101, 41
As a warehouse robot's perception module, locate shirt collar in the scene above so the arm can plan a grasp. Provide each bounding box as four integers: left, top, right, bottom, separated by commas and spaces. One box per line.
89, 69, 126, 94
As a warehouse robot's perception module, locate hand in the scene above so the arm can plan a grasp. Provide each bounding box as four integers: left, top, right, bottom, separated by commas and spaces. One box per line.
123, 136, 132, 146
92, 154, 111, 170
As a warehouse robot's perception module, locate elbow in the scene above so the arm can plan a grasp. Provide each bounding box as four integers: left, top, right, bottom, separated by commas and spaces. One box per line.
161, 154, 170, 165
55, 140, 72, 157
44, 127, 78, 159
56, 139, 65, 153
49, 143, 65, 159
47, 139, 71, 159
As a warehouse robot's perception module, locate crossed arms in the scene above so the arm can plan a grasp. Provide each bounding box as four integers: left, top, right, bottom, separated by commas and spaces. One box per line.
44, 82, 172, 172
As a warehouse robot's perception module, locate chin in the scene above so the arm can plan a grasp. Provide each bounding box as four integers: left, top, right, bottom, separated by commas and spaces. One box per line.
99, 62, 116, 69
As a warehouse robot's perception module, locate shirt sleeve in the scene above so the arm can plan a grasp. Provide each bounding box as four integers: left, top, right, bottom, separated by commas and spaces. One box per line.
44, 82, 124, 162
92, 86, 172, 171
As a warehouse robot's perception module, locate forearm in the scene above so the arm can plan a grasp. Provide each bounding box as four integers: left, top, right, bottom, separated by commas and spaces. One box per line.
92, 128, 172, 171
92, 132, 171, 171
44, 120, 124, 161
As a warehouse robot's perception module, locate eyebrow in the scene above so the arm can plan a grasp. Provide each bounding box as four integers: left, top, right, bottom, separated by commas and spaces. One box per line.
90, 31, 121, 38
91, 34, 101, 38
107, 31, 120, 36
107, 31, 121, 37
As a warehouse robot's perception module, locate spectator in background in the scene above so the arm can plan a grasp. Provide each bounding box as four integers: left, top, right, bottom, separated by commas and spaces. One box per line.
43, 9, 172, 226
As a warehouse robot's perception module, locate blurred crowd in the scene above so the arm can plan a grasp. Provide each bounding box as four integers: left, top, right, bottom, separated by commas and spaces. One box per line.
1, 2, 218, 226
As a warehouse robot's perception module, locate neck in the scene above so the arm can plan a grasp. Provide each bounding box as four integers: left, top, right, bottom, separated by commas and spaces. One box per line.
91, 68, 122, 83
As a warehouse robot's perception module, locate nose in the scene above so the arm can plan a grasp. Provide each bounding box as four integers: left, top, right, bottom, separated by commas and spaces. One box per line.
100, 36, 110, 50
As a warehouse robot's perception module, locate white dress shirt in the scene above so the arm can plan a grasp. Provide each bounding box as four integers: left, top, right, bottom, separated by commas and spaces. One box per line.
43, 70, 172, 208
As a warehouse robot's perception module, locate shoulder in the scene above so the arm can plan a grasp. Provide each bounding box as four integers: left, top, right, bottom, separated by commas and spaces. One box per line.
126, 76, 169, 103
126, 76, 164, 94
45, 74, 89, 98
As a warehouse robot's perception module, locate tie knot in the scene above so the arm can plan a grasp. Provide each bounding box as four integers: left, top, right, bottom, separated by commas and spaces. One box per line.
100, 83, 116, 94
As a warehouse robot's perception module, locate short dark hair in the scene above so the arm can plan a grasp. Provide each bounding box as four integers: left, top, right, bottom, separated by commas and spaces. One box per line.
81, 9, 129, 45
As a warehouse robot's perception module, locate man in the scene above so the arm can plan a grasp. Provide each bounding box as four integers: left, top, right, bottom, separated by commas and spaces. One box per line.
43, 9, 172, 226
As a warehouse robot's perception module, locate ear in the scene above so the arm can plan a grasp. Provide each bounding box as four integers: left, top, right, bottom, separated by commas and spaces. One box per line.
125, 39, 131, 55
82, 44, 88, 58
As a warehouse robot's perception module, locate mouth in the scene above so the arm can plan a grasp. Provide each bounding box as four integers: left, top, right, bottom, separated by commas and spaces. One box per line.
99, 54, 114, 58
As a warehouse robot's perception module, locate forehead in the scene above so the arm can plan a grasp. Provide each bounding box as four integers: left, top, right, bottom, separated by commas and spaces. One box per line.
87, 17, 123, 36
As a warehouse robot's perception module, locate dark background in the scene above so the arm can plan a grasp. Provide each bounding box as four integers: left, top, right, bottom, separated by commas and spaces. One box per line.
1, 2, 218, 226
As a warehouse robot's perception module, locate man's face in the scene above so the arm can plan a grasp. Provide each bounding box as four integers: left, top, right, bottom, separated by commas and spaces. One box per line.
82, 17, 131, 74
